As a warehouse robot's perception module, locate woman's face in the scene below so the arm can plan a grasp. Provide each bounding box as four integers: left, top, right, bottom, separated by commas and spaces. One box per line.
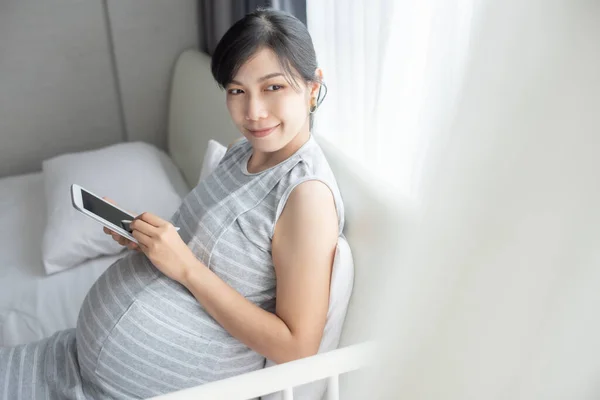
225, 47, 318, 153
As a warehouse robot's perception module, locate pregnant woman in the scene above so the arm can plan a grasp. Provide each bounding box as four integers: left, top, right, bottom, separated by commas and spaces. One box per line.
0, 7, 348, 399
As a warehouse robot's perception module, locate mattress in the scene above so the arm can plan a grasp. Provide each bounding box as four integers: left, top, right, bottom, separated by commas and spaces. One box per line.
0, 172, 125, 346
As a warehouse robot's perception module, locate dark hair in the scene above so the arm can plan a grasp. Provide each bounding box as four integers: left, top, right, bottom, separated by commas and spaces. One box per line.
210, 8, 326, 128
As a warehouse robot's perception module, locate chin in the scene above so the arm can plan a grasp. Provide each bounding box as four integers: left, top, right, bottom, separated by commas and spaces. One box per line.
245, 131, 289, 153
248, 137, 284, 153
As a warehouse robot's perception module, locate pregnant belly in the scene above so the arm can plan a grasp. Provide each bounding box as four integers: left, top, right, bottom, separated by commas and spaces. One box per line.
76, 252, 161, 378
75, 252, 256, 397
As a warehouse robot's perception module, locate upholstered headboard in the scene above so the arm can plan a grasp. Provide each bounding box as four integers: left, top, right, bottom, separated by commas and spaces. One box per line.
167, 50, 239, 188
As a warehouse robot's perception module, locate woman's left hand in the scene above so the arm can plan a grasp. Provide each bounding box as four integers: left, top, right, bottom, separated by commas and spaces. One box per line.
130, 212, 195, 283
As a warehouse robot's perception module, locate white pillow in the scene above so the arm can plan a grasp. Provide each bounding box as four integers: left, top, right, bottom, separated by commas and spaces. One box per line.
261, 235, 355, 400
41, 141, 190, 275
198, 139, 227, 185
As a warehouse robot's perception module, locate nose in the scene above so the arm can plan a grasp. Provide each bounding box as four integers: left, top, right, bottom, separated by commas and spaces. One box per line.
245, 94, 268, 121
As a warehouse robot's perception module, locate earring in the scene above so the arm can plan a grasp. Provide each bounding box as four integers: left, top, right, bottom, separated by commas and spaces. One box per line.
309, 83, 327, 114
309, 98, 318, 114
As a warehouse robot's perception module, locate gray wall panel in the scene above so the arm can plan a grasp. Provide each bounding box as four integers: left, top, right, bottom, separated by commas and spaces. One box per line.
107, 0, 199, 150
0, 0, 123, 178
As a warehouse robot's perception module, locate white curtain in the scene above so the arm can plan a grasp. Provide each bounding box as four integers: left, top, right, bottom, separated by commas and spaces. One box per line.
307, 0, 476, 198
347, 0, 600, 398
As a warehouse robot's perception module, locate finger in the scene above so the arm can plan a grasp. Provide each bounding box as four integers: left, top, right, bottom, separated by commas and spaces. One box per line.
110, 232, 121, 242
111, 232, 129, 245
130, 217, 158, 237
135, 212, 166, 228
131, 229, 152, 247
102, 196, 116, 204
135, 239, 149, 253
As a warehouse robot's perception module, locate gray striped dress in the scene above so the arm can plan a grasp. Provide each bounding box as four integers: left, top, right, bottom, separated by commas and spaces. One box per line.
0, 134, 345, 399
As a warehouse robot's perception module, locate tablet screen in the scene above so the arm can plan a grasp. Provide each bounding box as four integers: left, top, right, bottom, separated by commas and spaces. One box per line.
81, 190, 135, 232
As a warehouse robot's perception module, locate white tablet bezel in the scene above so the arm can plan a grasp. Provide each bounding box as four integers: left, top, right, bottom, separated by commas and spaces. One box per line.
70, 183, 139, 244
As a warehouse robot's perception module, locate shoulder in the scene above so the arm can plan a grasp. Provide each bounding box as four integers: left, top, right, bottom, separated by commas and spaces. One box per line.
274, 179, 338, 239
287, 180, 336, 212
271, 148, 345, 235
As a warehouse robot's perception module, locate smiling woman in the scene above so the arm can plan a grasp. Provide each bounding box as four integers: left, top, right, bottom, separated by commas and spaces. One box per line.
222, 46, 322, 172
0, 7, 350, 400
211, 8, 327, 159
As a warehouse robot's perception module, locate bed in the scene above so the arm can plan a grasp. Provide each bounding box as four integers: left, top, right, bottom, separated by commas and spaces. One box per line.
0, 49, 406, 399
0, 172, 125, 346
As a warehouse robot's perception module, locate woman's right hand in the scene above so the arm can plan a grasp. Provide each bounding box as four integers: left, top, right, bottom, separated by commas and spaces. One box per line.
101, 197, 140, 251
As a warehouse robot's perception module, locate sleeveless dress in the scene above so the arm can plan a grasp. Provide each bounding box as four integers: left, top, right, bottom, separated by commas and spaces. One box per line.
0, 134, 346, 399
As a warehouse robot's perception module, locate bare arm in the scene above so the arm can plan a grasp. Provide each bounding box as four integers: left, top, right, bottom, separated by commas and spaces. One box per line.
181, 180, 338, 363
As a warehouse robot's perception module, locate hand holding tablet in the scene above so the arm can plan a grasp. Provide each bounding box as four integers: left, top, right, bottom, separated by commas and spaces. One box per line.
120, 219, 180, 233
70, 184, 181, 249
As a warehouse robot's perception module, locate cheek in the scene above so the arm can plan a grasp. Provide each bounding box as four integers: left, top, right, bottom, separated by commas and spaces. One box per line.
276, 96, 308, 123
226, 100, 244, 124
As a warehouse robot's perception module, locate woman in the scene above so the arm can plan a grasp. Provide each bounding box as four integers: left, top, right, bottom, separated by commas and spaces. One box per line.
0, 8, 347, 399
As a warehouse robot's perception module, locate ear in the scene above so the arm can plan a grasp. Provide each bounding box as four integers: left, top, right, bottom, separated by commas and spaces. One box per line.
310, 67, 325, 99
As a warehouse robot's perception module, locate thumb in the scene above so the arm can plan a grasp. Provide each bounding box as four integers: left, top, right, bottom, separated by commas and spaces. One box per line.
102, 196, 116, 205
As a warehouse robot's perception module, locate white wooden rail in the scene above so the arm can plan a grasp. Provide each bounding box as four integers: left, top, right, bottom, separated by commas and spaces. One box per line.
148, 341, 374, 400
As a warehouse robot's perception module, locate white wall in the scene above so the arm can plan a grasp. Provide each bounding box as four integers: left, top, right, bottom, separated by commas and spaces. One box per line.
0, 0, 199, 178
0, 0, 123, 177
107, 0, 199, 150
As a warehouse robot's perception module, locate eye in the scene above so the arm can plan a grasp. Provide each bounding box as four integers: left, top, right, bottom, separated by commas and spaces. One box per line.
266, 85, 284, 92
227, 88, 244, 95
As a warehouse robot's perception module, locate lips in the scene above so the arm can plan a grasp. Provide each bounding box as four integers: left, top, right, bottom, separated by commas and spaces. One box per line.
247, 124, 280, 138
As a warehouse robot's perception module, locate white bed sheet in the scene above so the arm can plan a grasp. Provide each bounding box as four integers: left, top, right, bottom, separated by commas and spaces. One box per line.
0, 172, 126, 346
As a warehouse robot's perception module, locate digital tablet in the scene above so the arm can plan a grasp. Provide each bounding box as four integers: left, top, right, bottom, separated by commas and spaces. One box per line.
70, 183, 139, 244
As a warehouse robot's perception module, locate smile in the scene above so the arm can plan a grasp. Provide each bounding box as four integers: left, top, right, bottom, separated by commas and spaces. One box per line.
247, 124, 280, 138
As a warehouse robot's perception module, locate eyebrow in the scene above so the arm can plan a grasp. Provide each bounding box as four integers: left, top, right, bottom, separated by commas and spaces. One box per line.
230, 72, 285, 86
